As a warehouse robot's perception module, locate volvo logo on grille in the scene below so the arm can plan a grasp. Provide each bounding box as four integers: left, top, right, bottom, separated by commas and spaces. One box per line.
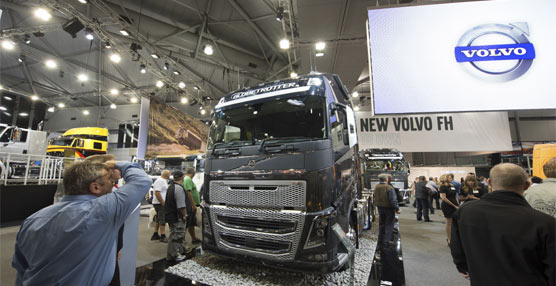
454, 22, 535, 82
248, 160, 256, 168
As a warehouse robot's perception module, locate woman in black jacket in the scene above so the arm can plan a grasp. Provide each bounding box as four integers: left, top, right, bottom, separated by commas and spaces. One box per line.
439, 174, 459, 245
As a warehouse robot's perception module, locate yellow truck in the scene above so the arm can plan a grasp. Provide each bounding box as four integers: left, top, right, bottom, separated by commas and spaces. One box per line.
47, 127, 108, 158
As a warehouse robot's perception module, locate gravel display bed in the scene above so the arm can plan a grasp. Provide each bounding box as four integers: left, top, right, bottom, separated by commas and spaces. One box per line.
167, 228, 378, 286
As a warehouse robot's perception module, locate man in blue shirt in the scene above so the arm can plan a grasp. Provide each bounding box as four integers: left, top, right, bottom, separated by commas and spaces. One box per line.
12, 160, 151, 286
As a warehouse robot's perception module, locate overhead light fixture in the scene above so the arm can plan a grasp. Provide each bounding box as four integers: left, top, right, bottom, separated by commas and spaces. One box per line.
31, 95, 39, 101
173, 70, 181, 75
110, 103, 117, 109
4, 112, 11, 116
163, 62, 169, 70
84, 27, 94, 40
1, 39, 15, 50
178, 81, 186, 89
18, 54, 25, 63
83, 110, 89, 115
19, 112, 29, 117
110, 88, 119, 95
203, 44, 214, 55
23, 34, 31, 44
290, 71, 298, 79
151, 53, 160, 59
120, 29, 130, 36
109, 53, 121, 63
0, 106, 6, 111
77, 73, 88, 82
155, 80, 164, 88
193, 86, 199, 90
139, 64, 146, 74
58, 103, 65, 108
104, 41, 111, 49
45, 59, 57, 69
279, 38, 290, 50
315, 52, 324, 57
315, 41, 326, 51
354, 106, 360, 111
130, 97, 138, 103
34, 8, 52, 21
200, 109, 206, 115
4, 96, 13, 101
78, 0, 88, 4
352, 91, 359, 98
0, 85, 3, 90
180, 97, 188, 104
48, 106, 55, 112
62, 17, 84, 38
276, 7, 284, 22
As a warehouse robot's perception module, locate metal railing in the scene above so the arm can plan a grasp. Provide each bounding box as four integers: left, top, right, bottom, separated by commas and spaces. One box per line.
0, 152, 78, 185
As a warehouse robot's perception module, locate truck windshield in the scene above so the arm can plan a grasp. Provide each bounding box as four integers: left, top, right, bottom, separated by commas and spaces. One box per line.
208, 94, 327, 150
49, 137, 75, 146
365, 159, 407, 172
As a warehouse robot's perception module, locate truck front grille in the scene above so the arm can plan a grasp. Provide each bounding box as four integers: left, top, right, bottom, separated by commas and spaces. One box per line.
209, 180, 306, 209
217, 215, 297, 234
210, 206, 305, 262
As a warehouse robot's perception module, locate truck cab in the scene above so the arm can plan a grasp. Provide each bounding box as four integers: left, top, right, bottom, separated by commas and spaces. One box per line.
202, 73, 365, 272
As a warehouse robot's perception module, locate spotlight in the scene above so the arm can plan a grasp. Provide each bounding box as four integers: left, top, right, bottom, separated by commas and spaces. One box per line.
173, 70, 181, 75
163, 62, 169, 70
120, 29, 130, 36
23, 34, 31, 44
31, 95, 39, 101
110, 103, 116, 109
109, 53, 121, 63
279, 38, 290, 50
62, 17, 85, 38
0, 85, 3, 90
1, 39, 15, 50
77, 73, 88, 82
354, 106, 360, 111
180, 97, 188, 104
19, 112, 29, 117
276, 7, 284, 22
178, 82, 186, 89
156, 80, 164, 88
352, 91, 359, 98
84, 27, 94, 40
18, 54, 25, 63
0, 106, 6, 111
78, 0, 88, 4
200, 109, 206, 115
48, 106, 55, 112
58, 103, 65, 108
151, 53, 160, 59
83, 110, 89, 115
130, 97, 138, 103
34, 8, 52, 21
139, 64, 146, 74
3, 96, 13, 101
104, 41, 112, 49
203, 44, 213, 55
315, 52, 324, 57
193, 86, 199, 90
290, 71, 298, 79
315, 41, 326, 51
45, 59, 57, 69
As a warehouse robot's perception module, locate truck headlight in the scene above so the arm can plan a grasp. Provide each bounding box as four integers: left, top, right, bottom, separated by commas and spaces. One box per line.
304, 215, 329, 249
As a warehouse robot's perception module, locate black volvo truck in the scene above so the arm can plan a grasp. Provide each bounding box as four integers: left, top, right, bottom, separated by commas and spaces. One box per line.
201, 73, 368, 273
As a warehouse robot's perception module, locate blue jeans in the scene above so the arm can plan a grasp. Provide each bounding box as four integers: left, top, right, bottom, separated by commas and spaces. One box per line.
377, 207, 396, 245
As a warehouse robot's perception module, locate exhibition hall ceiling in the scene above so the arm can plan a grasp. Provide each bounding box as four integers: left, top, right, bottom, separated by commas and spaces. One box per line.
0, 0, 413, 112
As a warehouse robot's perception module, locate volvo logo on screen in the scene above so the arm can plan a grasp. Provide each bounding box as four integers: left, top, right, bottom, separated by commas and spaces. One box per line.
454, 23, 535, 82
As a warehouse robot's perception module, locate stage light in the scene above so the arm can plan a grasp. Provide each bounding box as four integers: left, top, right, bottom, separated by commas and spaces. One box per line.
104, 41, 112, 49
139, 64, 146, 74
354, 106, 360, 111
156, 80, 164, 88
84, 28, 94, 40
130, 97, 138, 103
315, 52, 324, 57
193, 86, 199, 90
120, 29, 130, 36
315, 41, 326, 51
58, 103, 65, 108
203, 45, 213, 55
178, 82, 186, 89
352, 91, 359, 98
18, 54, 25, 63
279, 38, 290, 50
109, 53, 121, 63
200, 109, 206, 115
83, 110, 89, 115
34, 8, 52, 21
110, 89, 119, 95
290, 71, 298, 79
23, 34, 31, 44
163, 62, 169, 70
173, 70, 181, 75
45, 59, 57, 69
78, 0, 88, 4
151, 53, 160, 59
2, 39, 15, 50
110, 103, 116, 109
0, 106, 6, 111
180, 97, 188, 104
77, 73, 88, 82
276, 7, 284, 22
19, 112, 29, 117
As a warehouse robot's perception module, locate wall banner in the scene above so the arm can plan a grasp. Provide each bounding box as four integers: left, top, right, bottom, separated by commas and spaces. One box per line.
356, 111, 512, 152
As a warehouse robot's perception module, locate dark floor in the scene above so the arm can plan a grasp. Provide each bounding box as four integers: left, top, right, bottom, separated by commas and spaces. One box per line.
368, 220, 405, 286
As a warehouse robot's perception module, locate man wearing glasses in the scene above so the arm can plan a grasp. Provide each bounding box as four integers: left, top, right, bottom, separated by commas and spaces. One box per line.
12, 159, 151, 286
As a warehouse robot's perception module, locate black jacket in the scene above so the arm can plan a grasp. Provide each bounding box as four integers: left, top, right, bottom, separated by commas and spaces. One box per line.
450, 190, 555, 286
414, 181, 428, 199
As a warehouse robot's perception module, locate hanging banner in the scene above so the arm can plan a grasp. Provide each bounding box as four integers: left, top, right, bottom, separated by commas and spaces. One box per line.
356, 111, 512, 152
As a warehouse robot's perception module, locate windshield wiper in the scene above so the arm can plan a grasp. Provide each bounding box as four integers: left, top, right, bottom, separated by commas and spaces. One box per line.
259, 137, 321, 153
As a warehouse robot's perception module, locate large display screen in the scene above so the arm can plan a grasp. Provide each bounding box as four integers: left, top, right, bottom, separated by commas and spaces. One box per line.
367, 0, 556, 114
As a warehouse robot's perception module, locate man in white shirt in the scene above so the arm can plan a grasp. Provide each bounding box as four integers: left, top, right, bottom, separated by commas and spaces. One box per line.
524, 158, 556, 218
151, 170, 170, 242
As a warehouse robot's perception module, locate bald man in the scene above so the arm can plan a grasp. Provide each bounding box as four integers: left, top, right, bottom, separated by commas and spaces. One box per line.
450, 163, 555, 286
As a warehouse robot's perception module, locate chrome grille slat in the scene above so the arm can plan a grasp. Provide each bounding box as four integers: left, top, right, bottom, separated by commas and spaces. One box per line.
209, 180, 306, 208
